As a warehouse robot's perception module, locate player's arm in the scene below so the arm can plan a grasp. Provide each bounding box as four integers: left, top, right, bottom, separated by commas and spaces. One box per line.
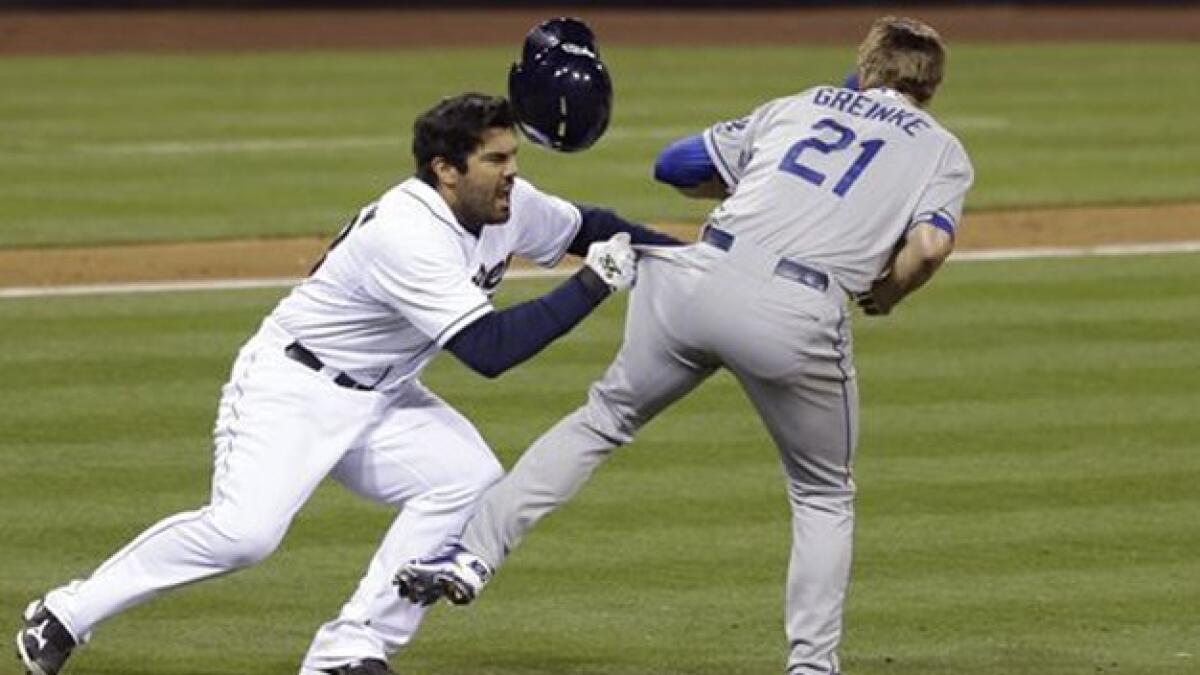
653, 133, 728, 200
507, 178, 680, 266
445, 236, 634, 379
565, 204, 682, 256
855, 222, 955, 316
858, 137, 973, 316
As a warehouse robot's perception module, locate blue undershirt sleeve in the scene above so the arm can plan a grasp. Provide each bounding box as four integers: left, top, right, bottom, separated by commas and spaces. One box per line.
653, 134, 717, 188
444, 268, 611, 379
567, 204, 683, 257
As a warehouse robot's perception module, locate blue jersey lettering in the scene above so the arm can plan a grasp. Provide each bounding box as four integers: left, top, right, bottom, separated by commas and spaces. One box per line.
812, 88, 931, 137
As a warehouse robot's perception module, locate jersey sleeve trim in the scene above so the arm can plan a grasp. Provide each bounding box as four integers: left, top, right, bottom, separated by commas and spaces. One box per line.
434, 300, 494, 347
702, 127, 738, 188
911, 208, 958, 238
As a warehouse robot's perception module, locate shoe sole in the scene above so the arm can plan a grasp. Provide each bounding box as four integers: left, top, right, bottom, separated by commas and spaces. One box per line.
14, 630, 47, 675
439, 577, 473, 605
15, 600, 50, 675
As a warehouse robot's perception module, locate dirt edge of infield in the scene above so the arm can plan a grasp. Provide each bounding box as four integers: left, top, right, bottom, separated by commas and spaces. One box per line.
3, 203, 1200, 288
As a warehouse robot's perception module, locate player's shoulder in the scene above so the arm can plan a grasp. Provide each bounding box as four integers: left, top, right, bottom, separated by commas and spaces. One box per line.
761, 90, 815, 116
925, 117, 972, 164
510, 176, 539, 201
376, 178, 468, 238
706, 91, 805, 137
506, 176, 581, 234
917, 118, 974, 185
380, 178, 445, 219
749, 86, 839, 125
344, 178, 472, 264
510, 177, 578, 216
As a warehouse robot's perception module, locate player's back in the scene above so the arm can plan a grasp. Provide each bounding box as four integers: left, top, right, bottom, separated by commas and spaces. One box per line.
704, 85, 971, 292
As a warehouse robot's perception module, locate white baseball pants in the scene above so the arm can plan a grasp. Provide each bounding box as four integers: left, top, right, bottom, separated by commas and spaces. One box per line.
43, 319, 503, 671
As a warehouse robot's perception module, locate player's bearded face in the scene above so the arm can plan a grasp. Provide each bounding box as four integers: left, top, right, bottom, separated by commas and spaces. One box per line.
454, 128, 519, 228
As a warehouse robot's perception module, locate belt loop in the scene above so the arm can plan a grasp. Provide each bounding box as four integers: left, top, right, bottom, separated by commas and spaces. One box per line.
701, 225, 734, 252
773, 259, 829, 293
701, 227, 829, 293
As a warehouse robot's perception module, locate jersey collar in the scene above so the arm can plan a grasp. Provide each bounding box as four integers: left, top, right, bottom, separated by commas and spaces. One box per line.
398, 177, 478, 241
866, 87, 916, 106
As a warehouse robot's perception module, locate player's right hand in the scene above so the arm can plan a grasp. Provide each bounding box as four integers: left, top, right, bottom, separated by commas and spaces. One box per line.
853, 276, 902, 316
584, 232, 637, 292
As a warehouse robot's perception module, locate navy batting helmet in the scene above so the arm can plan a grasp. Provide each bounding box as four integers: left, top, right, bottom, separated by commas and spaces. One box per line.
521, 16, 598, 63
508, 18, 612, 152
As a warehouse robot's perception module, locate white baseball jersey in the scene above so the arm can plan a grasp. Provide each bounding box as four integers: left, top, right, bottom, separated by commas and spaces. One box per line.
270, 176, 581, 391
703, 85, 974, 292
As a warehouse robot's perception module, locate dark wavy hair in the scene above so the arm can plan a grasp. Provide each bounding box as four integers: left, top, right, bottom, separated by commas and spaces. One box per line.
413, 93, 517, 187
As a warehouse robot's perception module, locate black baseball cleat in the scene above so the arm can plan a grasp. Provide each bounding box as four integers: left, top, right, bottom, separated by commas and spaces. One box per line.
321, 658, 395, 675
15, 600, 76, 675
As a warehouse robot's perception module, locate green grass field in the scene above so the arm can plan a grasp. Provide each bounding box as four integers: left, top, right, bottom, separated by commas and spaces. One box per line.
2, 43, 1199, 247
3, 37, 1199, 675
2, 252, 1199, 674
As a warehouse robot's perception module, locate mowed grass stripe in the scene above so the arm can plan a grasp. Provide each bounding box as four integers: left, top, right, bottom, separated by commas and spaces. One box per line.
3, 44, 1200, 246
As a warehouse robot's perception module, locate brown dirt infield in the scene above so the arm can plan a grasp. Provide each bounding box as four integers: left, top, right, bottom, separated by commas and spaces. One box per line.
3, 204, 1199, 287
2, 7, 1198, 288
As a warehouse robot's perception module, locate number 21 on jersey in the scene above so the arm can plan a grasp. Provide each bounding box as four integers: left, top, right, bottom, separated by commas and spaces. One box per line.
778, 118, 885, 197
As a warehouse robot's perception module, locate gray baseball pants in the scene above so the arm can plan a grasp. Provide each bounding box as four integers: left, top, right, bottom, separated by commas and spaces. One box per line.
463, 234, 858, 675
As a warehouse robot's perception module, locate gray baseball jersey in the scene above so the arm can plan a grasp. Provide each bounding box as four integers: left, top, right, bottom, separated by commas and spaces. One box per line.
453, 85, 973, 675
704, 85, 972, 291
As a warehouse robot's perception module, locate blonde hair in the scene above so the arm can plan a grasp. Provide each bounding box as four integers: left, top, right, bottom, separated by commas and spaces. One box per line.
856, 16, 946, 107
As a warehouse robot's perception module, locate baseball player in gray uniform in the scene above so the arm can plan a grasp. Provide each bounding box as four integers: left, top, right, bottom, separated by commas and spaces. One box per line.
15, 92, 678, 675
397, 17, 974, 674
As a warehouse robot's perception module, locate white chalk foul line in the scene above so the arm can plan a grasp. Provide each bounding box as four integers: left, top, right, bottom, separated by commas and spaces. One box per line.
2, 240, 1198, 300
0, 268, 568, 299
0, 277, 306, 299
951, 240, 1200, 261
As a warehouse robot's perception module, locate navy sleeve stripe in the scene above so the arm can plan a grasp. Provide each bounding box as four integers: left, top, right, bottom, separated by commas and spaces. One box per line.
435, 300, 493, 345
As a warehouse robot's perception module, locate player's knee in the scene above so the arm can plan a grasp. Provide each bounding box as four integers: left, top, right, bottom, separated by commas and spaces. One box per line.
222, 526, 286, 568
412, 466, 502, 515
205, 509, 287, 568
579, 385, 642, 444
786, 483, 855, 515
455, 456, 504, 502
470, 456, 505, 492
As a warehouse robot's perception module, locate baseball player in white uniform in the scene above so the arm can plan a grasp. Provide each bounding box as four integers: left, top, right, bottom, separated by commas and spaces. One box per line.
397, 18, 974, 675
15, 93, 678, 675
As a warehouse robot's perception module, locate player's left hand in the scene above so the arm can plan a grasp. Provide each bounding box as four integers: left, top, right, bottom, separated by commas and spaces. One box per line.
585, 232, 637, 292
853, 289, 886, 315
